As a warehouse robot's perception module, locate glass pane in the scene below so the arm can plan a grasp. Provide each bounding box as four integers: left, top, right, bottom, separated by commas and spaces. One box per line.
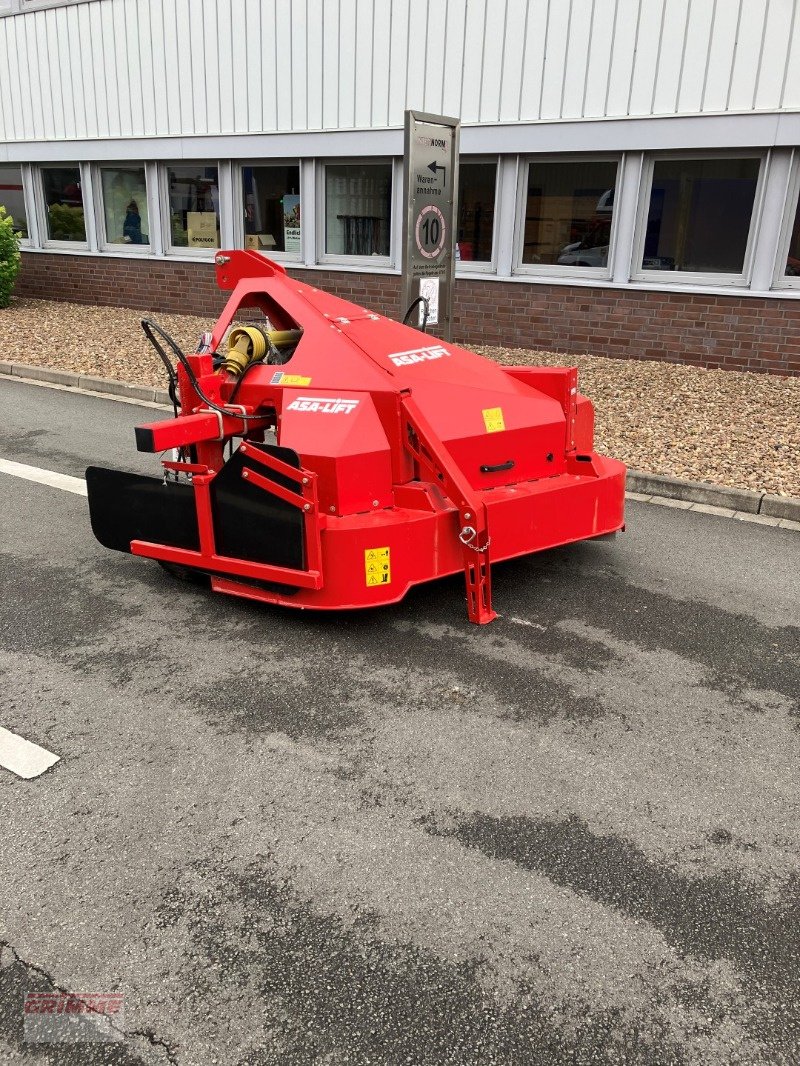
167, 164, 219, 249
522, 160, 617, 268
101, 166, 149, 246
241, 164, 301, 253
0, 166, 28, 238
784, 192, 800, 277
325, 163, 391, 256
457, 161, 496, 263
42, 166, 86, 242
642, 157, 760, 273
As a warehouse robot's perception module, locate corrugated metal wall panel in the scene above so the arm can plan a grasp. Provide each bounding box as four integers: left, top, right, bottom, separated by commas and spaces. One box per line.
354, 0, 375, 128
583, 0, 615, 119
0, 0, 797, 143
651, 0, 690, 116
539, 0, 571, 121
498, 0, 528, 122
780, 0, 800, 109
701, 0, 741, 113
606, 0, 639, 116
561, 0, 594, 120
755, 0, 795, 112
478, 0, 506, 122
676, 0, 715, 113
628, 0, 665, 116
370, 0, 392, 126
404, 0, 429, 114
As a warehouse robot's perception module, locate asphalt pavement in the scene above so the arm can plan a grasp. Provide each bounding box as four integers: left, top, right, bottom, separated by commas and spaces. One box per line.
0, 377, 798, 1065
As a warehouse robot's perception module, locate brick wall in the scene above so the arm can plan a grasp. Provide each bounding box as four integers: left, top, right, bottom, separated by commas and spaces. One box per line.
16, 251, 800, 375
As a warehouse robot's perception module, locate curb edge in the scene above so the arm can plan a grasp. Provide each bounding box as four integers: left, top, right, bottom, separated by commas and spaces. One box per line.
3, 359, 798, 520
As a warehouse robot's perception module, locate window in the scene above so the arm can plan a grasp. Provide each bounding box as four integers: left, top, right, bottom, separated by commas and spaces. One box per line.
457, 161, 496, 265
519, 159, 618, 273
638, 157, 760, 277
0, 165, 28, 239
782, 189, 800, 281
99, 165, 149, 249
41, 165, 86, 243
324, 162, 392, 258
241, 164, 301, 255
166, 163, 219, 252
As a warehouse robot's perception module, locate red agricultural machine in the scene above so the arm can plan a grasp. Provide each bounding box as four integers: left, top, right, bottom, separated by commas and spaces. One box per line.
87, 251, 625, 624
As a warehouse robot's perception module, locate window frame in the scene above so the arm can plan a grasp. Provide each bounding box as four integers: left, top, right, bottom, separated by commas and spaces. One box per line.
0, 162, 31, 246
232, 160, 304, 262
512, 153, 623, 281
160, 160, 222, 259
631, 149, 767, 288
317, 158, 395, 268
36, 162, 90, 250
93, 162, 153, 255
773, 148, 800, 290
455, 155, 500, 275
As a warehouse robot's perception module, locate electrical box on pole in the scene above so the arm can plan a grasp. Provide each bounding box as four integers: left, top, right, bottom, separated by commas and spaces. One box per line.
401, 110, 460, 341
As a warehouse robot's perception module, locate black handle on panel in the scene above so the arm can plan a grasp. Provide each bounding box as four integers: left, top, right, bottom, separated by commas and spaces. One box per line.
480, 459, 515, 474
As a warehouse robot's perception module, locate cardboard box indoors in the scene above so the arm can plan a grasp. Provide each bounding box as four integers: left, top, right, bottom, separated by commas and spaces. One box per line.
187, 212, 219, 249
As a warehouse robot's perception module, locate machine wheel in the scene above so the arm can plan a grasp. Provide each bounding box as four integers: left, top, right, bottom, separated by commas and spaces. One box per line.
157, 560, 211, 586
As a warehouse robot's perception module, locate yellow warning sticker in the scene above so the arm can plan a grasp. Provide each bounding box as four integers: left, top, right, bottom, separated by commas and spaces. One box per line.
482, 407, 505, 433
274, 373, 311, 387
364, 546, 391, 587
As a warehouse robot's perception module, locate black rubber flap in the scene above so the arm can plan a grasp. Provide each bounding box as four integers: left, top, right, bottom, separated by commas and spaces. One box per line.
86, 466, 200, 553
210, 442, 305, 571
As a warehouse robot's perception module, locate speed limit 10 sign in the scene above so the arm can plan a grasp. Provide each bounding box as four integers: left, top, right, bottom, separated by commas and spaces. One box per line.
401, 110, 460, 341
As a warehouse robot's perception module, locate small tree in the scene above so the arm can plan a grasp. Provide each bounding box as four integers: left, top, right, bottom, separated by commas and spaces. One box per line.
0, 205, 22, 309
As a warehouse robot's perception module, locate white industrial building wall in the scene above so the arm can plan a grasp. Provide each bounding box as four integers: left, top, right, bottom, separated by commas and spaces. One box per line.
1, 0, 799, 144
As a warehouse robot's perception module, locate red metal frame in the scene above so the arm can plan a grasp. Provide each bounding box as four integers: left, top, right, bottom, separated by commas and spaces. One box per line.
105, 250, 626, 624
131, 446, 324, 590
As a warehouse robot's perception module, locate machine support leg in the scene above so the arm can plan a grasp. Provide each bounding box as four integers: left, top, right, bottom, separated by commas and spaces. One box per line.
463, 548, 496, 625
401, 394, 496, 624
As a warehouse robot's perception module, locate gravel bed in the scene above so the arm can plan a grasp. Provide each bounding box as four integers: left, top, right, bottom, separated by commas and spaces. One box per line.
2, 296, 798, 498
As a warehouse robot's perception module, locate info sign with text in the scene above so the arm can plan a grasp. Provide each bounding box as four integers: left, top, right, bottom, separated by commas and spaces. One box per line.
401, 110, 460, 341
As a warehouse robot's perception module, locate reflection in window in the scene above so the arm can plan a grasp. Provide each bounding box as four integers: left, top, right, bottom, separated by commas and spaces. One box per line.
642, 157, 760, 273
241, 164, 301, 253
0, 166, 28, 238
522, 160, 617, 268
784, 193, 800, 277
167, 163, 219, 250
457, 161, 496, 263
325, 163, 391, 256
101, 166, 149, 246
42, 166, 86, 242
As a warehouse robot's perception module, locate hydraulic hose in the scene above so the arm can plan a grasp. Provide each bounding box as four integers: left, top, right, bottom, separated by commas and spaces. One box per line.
402, 296, 430, 331
140, 318, 267, 423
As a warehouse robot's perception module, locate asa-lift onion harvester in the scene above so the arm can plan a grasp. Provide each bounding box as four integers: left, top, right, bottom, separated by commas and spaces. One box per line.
87, 251, 626, 624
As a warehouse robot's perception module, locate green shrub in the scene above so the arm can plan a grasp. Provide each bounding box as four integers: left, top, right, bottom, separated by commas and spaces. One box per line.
47, 203, 86, 242
0, 205, 22, 309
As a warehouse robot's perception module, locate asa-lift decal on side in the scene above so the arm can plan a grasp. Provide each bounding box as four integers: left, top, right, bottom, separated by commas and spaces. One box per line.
286, 397, 360, 414
388, 344, 450, 367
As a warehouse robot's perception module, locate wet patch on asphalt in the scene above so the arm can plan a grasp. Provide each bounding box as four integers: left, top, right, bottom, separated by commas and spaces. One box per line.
149, 858, 688, 1066
420, 810, 800, 1058
188, 663, 366, 741
489, 550, 800, 705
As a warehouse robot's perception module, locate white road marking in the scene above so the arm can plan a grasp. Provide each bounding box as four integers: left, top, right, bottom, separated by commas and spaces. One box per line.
0, 458, 87, 497
508, 617, 547, 630
0, 726, 60, 779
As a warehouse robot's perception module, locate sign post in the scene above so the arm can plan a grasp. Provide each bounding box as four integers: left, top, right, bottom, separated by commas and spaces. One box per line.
401, 110, 460, 342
